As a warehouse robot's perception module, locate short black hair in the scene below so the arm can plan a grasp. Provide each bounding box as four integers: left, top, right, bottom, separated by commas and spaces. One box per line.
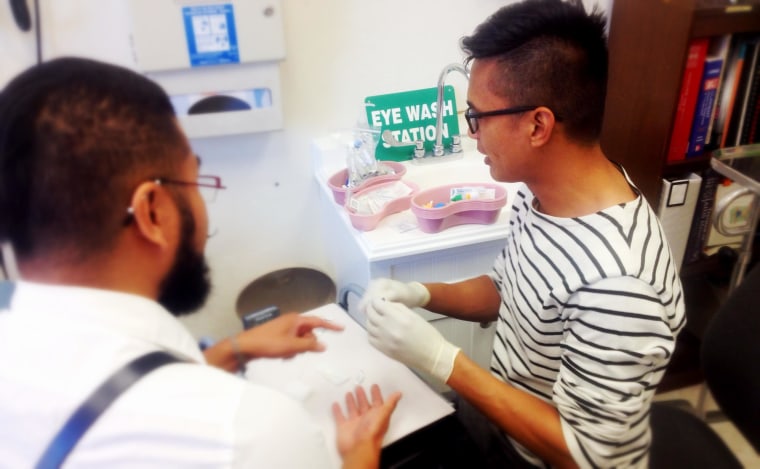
0, 57, 188, 263
461, 0, 608, 143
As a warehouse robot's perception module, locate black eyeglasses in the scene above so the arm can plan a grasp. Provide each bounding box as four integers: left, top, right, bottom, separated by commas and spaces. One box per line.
465, 105, 564, 134
464, 105, 539, 134
157, 175, 227, 203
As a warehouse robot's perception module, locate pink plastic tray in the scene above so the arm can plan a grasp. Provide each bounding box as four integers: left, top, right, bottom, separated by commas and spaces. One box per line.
345, 180, 419, 231
411, 183, 508, 233
327, 161, 407, 205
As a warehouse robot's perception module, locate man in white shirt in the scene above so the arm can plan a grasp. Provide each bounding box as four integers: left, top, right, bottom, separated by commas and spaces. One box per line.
0, 56, 399, 468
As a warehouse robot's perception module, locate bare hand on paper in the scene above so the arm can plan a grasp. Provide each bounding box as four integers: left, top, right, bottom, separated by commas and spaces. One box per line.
204, 313, 344, 371
239, 312, 344, 359
333, 384, 402, 468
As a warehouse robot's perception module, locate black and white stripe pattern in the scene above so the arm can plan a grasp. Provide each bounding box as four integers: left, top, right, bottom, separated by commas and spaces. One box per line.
489, 184, 685, 468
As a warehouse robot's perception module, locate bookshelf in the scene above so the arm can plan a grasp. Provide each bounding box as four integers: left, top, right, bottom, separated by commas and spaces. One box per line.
602, 0, 760, 393
601, 0, 760, 205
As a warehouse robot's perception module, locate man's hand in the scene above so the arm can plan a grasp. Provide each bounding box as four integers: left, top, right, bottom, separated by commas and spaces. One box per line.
204, 313, 344, 372
358, 279, 430, 313
332, 384, 402, 468
238, 312, 344, 359
365, 299, 460, 383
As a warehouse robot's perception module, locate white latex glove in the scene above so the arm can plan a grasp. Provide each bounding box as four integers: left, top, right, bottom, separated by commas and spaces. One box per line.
359, 278, 431, 314
365, 298, 460, 383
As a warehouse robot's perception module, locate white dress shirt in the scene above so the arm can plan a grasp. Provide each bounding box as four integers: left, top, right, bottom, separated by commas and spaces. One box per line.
0, 282, 336, 468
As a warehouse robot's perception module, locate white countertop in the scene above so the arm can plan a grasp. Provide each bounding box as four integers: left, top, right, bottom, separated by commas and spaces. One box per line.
312, 134, 520, 262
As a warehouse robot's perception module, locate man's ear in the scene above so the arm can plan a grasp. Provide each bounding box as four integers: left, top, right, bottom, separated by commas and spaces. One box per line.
128, 182, 173, 249
528, 106, 557, 147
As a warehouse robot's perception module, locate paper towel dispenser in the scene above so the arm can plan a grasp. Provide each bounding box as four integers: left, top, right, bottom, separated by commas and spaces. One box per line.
128, 0, 285, 138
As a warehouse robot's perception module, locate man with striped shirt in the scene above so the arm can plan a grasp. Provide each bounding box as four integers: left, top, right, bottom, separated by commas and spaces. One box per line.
360, 0, 686, 467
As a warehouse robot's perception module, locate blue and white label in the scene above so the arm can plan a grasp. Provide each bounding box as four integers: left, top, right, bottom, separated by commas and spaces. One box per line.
183, 4, 240, 67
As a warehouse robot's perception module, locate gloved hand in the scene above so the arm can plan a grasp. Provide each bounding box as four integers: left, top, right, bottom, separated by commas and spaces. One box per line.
365, 298, 460, 383
359, 278, 431, 314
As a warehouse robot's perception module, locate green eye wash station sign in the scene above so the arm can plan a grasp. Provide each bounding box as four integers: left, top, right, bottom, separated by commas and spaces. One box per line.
365, 86, 460, 161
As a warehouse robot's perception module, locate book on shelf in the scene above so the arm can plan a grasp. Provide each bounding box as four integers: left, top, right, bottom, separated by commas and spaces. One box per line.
682, 168, 722, 266
667, 38, 709, 162
686, 57, 724, 156
657, 173, 702, 269
738, 41, 760, 145
749, 85, 760, 143
747, 45, 760, 143
713, 34, 760, 148
724, 39, 759, 147
704, 35, 733, 149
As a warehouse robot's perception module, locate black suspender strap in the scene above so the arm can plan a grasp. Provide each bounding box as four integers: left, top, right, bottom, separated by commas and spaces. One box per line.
35, 351, 182, 469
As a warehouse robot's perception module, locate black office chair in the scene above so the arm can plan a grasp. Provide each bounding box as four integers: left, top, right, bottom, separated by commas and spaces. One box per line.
650, 263, 760, 468
702, 261, 760, 452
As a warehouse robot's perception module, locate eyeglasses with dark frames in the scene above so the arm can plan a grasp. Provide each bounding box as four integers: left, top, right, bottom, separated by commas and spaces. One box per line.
156, 176, 226, 238
123, 174, 227, 228
464, 105, 562, 134
157, 175, 227, 203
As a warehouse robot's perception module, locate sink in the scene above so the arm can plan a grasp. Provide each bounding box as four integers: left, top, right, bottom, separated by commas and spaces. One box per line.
312, 134, 520, 261
401, 150, 494, 190
313, 132, 505, 199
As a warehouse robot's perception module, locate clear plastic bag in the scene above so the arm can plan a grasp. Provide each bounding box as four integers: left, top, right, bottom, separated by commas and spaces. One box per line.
345, 129, 395, 189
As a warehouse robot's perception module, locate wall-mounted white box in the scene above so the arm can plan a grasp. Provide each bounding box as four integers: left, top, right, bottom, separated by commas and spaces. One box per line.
128, 0, 284, 72
128, 0, 285, 138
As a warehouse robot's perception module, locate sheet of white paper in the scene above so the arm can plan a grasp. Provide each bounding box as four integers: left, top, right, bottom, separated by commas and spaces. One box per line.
244, 303, 454, 466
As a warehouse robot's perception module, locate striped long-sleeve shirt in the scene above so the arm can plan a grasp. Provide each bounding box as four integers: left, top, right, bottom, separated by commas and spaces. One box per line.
489, 184, 686, 468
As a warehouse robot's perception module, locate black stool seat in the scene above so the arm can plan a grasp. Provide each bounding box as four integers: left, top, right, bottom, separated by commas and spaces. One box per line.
235, 267, 335, 317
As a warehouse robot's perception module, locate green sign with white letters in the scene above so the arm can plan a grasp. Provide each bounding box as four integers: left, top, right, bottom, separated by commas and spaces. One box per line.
365, 86, 460, 161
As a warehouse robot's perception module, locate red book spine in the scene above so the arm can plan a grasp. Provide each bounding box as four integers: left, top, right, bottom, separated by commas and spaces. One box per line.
667, 38, 710, 162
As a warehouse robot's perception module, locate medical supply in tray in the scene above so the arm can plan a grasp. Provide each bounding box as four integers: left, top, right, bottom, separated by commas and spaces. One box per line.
420, 186, 497, 207
345, 180, 419, 231
411, 183, 507, 233
327, 161, 407, 205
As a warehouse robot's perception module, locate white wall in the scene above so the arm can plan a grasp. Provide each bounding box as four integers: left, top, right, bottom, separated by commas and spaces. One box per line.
0, 0, 610, 340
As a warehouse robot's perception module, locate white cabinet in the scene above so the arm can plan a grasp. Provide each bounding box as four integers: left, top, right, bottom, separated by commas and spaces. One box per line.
312, 135, 519, 389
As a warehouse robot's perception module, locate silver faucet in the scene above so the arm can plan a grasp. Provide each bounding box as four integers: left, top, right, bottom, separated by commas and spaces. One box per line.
433, 63, 469, 157
379, 63, 470, 159
380, 130, 426, 158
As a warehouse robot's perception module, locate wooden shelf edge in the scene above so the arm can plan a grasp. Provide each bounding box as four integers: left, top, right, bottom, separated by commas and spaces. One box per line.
663, 155, 712, 177
693, 2, 760, 37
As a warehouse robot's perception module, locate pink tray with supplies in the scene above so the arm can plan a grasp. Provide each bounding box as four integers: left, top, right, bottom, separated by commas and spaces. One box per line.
411, 182, 508, 233
345, 180, 419, 231
327, 161, 407, 205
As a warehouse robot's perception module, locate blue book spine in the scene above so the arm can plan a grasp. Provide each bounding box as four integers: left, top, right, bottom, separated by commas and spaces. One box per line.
687, 58, 724, 156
